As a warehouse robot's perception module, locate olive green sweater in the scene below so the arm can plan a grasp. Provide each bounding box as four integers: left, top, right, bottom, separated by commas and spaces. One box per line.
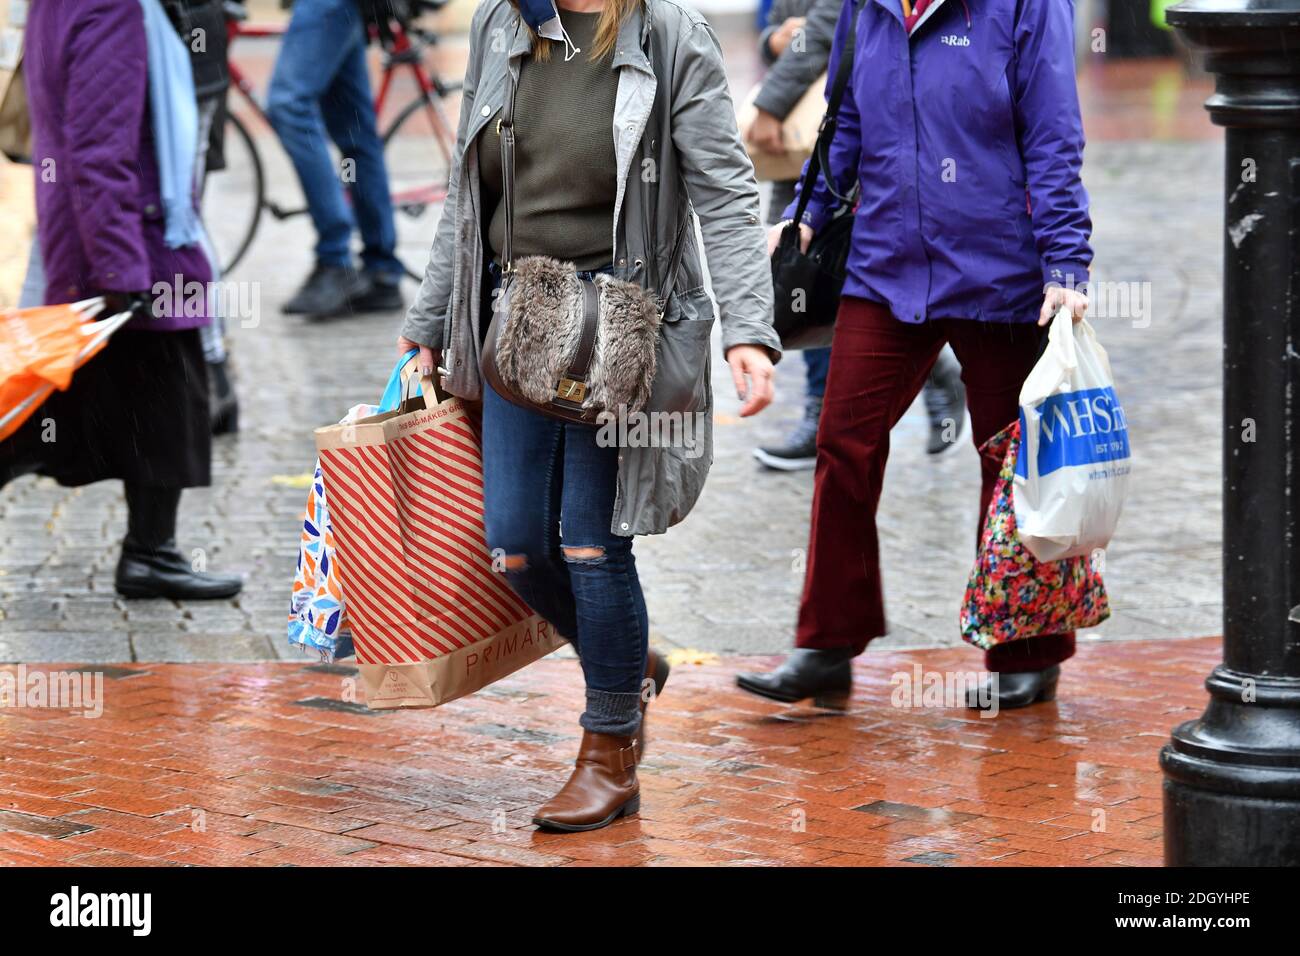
479, 10, 618, 271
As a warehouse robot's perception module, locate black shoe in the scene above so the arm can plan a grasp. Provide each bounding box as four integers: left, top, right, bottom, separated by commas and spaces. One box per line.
207, 358, 239, 435
347, 273, 403, 313
282, 263, 369, 316
753, 397, 822, 471
115, 540, 243, 600
966, 665, 1060, 711
923, 350, 966, 455
736, 647, 854, 709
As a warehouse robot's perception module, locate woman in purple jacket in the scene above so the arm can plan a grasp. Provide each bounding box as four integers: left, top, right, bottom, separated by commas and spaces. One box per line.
0, 0, 241, 601
738, 0, 1093, 710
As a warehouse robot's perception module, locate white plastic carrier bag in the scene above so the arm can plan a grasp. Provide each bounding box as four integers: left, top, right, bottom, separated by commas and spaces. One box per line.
1013, 307, 1132, 562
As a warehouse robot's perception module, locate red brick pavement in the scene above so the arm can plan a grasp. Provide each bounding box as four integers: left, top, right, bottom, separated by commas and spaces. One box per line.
0, 637, 1217, 866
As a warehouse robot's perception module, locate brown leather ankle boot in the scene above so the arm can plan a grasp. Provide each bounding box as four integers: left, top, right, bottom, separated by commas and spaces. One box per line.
532, 730, 639, 832
634, 649, 671, 764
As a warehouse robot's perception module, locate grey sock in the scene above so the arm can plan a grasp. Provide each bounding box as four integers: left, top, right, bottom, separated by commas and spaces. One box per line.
580, 689, 642, 738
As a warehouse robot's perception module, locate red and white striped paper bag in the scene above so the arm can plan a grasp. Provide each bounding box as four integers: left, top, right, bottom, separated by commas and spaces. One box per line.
314, 389, 562, 709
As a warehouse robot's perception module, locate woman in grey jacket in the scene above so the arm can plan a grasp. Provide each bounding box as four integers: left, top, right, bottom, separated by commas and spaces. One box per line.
397, 0, 780, 832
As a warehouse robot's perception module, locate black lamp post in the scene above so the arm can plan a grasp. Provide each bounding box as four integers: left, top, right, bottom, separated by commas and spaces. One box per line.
1161, 0, 1300, 866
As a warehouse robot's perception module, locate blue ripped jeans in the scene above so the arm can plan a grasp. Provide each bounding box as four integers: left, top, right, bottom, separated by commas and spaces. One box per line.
480, 267, 648, 737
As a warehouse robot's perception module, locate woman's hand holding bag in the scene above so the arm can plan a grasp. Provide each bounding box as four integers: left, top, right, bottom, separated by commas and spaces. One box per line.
395, 335, 441, 380
767, 221, 813, 256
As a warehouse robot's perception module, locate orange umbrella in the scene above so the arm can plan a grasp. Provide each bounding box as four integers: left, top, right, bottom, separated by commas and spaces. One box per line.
0, 298, 132, 442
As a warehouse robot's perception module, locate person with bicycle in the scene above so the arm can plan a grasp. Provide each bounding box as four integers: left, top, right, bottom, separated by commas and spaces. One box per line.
397, 0, 779, 832
268, 0, 406, 317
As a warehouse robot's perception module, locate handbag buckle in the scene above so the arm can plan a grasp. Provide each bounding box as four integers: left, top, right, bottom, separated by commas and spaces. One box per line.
555, 376, 587, 403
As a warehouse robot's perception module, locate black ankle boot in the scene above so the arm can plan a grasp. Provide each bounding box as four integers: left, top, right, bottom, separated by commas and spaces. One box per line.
207, 358, 239, 435
735, 647, 854, 709
966, 665, 1060, 711
116, 485, 242, 600
115, 540, 244, 600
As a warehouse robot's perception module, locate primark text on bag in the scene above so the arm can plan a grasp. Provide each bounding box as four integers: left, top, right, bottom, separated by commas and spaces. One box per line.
1013, 307, 1132, 563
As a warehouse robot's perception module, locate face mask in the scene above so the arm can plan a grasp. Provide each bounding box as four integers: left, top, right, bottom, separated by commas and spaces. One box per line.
516, 0, 582, 61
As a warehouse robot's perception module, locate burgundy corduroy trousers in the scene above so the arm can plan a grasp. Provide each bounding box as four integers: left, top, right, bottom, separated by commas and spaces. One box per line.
794, 296, 1075, 674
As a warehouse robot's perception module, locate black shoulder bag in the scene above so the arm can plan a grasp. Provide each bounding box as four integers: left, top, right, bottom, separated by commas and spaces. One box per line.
769, 0, 862, 351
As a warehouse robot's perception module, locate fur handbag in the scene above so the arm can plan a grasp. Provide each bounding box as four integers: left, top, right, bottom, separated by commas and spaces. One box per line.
479, 67, 689, 426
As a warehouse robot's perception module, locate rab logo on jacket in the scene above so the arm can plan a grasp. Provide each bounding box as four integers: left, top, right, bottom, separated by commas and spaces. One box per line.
1016, 386, 1130, 480
940, 35, 971, 47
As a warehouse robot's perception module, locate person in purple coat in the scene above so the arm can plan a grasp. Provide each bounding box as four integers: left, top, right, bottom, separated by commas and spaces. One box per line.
738, 0, 1093, 710
0, 0, 242, 601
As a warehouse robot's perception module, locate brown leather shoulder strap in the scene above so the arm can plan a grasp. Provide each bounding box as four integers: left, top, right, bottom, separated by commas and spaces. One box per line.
553, 279, 600, 408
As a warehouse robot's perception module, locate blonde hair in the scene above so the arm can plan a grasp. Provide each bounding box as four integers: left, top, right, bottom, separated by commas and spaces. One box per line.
509, 0, 641, 63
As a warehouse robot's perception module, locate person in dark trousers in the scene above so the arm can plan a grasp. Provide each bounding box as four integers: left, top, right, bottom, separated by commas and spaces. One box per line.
738, 0, 1092, 710
268, 0, 405, 317
3, 0, 242, 601
745, 0, 965, 471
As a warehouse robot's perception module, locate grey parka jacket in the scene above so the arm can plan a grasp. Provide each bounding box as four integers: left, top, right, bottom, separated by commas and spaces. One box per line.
399, 0, 782, 537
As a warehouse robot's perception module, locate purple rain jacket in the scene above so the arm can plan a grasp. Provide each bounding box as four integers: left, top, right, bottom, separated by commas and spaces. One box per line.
784, 0, 1093, 324
24, 0, 211, 331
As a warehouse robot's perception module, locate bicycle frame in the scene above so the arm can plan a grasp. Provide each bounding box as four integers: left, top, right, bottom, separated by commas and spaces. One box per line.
224, 19, 283, 133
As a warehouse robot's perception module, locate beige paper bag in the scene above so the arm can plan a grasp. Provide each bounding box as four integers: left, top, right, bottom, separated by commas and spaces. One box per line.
315, 384, 561, 709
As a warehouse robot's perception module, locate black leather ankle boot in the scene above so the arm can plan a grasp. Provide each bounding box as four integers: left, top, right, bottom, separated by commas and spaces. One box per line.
116, 540, 244, 600
966, 665, 1060, 711
116, 485, 242, 600
735, 647, 855, 709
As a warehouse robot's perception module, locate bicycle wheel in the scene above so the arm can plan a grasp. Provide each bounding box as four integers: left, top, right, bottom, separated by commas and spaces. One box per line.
201, 108, 264, 277
383, 87, 460, 282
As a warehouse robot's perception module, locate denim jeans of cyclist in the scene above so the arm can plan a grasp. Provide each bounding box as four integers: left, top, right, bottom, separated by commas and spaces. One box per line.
267, 0, 403, 279
480, 264, 648, 737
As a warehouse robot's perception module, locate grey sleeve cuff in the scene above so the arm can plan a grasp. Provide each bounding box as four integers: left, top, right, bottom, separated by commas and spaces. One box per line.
398, 309, 446, 350
721, 315, 784, 366
752, 83, 798, 122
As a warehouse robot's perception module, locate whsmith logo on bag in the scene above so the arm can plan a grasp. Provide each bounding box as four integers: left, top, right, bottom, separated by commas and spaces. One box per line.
1017, 386, 1130, 478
